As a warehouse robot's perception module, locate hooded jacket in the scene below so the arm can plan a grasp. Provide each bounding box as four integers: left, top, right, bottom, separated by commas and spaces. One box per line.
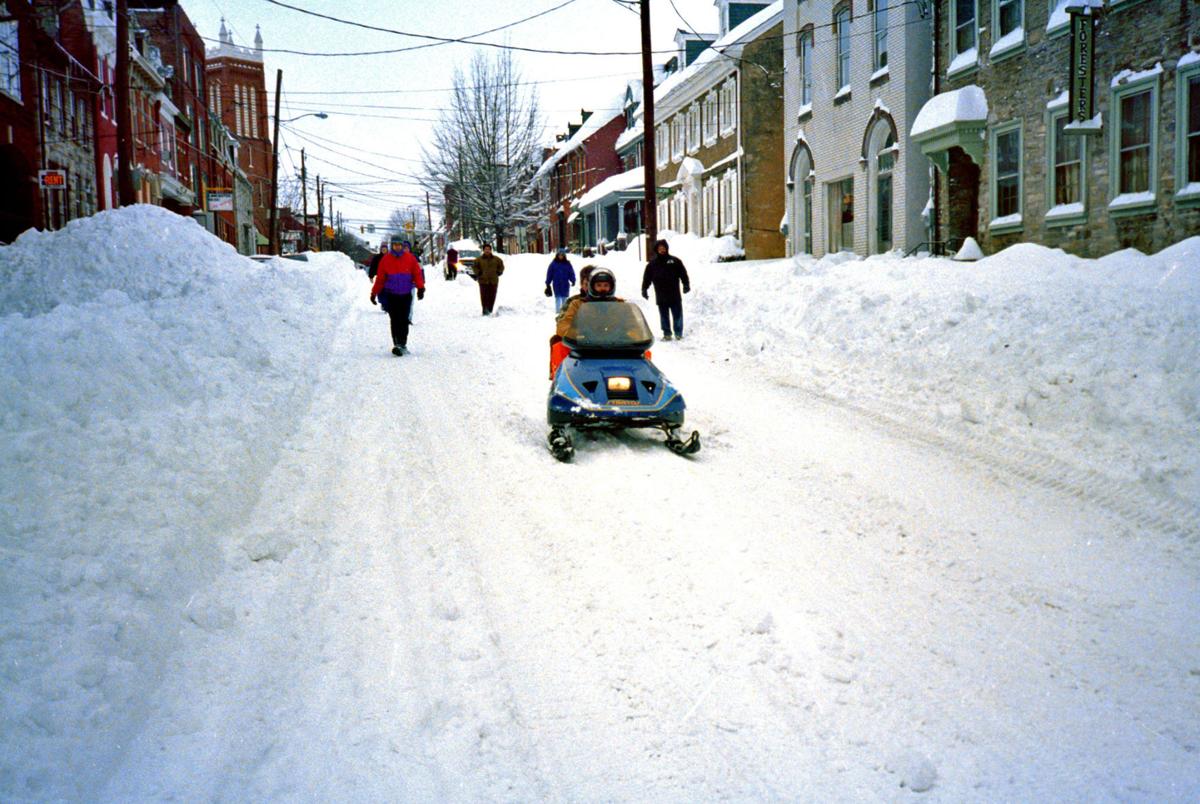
371, 249, 425, 297
475, 252, 505, 284
545, 256, 576, 297
641, 241, 690, 306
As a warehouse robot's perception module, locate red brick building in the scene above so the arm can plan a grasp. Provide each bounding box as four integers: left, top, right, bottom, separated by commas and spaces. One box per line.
206, 20, 273, 252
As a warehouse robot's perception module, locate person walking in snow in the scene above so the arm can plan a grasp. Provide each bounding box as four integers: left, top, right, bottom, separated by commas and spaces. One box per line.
474, 242, 504, 316
641, 238, 690, 341
445, 245, 458, 280
403, 241, 424, 327
544, 248, 576, 313
367, 241, 387, 281
370, 235, 425, 356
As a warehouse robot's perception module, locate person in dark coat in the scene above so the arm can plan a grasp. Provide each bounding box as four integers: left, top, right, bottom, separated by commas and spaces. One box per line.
544, 248, 576, 312
641, 239, 690, 340
367, 242, 387, 281
445, 246, 458, 280
473, 243, 504, 315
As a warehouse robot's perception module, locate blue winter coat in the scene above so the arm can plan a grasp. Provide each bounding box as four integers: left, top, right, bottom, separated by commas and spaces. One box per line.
545, 258, 576, 297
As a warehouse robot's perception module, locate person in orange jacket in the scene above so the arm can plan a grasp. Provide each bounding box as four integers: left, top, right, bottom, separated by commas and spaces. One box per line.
370, 235, 425, 356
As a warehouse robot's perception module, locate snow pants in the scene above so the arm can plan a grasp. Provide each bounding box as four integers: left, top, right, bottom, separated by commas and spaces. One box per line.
380, 291, 413, 348
657, 300, 683, 338
479, 281, 498, 315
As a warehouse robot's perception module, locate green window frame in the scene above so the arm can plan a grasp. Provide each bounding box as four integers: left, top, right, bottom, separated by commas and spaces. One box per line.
1108, 69, 1160, 216
950, 0, 978, 73
989, 0, 1024, 61
1045, 105, 1087, 227
989, 121, 1023, 233
1175, 57, 1200, 205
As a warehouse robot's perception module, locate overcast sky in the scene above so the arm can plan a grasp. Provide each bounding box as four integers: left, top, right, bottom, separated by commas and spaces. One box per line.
179, 0, 722, 243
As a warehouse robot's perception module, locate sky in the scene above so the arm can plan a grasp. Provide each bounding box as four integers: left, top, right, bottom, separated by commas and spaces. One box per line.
179, 0, 723, 245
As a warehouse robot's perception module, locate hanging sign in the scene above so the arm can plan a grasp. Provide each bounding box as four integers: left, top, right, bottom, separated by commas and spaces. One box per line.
1067, 6, 1097, 128
206, 188, 234, 211
39, 169, 67, 190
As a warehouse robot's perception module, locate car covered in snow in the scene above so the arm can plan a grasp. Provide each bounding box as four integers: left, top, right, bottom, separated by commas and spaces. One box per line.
449, 239, 483, 278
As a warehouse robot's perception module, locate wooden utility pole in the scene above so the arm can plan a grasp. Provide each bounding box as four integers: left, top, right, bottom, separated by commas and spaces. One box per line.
300, 148, 308, 251
315, 175, 323, 250
115, 0, 135, 205
267, 69, 282, 254
640, 0, 658, 247
425, 191, 434, 257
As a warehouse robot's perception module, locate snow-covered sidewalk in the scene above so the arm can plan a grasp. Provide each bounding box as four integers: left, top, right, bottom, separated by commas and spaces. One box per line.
2, 209, 1197, 800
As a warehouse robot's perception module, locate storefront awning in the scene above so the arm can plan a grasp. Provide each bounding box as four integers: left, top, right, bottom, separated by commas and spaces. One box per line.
910, 85, 989, 171
567, 210, 580, 224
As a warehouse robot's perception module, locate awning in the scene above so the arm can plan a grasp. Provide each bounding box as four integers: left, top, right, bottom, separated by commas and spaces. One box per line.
910, 85, 988, 171
567, 210, 580, 224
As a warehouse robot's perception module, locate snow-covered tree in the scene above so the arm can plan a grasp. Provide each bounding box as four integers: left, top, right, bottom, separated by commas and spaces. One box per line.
421, 50, 542, 248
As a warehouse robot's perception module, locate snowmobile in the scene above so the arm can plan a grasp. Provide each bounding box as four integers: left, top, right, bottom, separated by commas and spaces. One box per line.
547, 288, 700, 462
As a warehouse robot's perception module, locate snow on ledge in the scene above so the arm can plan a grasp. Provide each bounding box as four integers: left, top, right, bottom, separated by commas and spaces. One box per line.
1111, 62, 1163, 88
869, 66, 890, 83
1046, 90, 1069, 109
1064, 113, 1102, 133
989, 213, 1023, 229
797, 102, 812, 119
1176, 181, 1200, 198
834, 85, 851, 102
1178, 50, 1200, 70
1109, 191, 1156, 210
1045, 202, 1084, 219
989, 28, 1024, 58
947, 47, 978, 77
911, 85, 988, 138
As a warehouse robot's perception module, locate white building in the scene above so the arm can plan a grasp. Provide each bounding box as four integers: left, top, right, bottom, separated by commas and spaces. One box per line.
782, 0, 932, 256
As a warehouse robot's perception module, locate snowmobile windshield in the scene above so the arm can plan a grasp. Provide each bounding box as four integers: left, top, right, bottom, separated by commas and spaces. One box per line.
563, 301, 654, 352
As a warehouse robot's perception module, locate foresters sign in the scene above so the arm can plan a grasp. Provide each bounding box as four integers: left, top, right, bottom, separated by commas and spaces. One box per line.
1067, 6, 1096, 125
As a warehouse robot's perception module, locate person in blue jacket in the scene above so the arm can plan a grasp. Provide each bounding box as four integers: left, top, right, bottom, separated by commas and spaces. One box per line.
544, 248, 576, 313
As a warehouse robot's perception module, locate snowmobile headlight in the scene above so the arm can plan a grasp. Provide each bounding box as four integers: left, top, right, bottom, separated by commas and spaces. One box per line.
606, 377, 632, 393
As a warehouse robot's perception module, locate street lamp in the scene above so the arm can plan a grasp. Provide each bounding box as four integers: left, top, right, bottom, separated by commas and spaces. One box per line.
268, 71, 328, 254
282, 112, 328, 123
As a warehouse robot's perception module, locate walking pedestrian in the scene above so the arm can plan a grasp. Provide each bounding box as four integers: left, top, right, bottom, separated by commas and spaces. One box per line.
445, 245, 459, 280
367, 241, 387, 281
544, 248, 576, 313
369, 235, 425, 356
474, 242, 504, 316
641, 239, 690, 341
404, 241, 424, 326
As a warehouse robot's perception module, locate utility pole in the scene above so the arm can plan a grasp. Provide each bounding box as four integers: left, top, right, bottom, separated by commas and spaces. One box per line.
300, 148, 308, 251
425, 191, 434, 257
315, 175, 323, 251
640, 0, 658, 246
267, 69, 282, 254
115, 0, 135, 205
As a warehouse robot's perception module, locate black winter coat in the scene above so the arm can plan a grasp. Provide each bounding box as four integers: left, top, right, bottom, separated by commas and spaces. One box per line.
641, 254, 690, 306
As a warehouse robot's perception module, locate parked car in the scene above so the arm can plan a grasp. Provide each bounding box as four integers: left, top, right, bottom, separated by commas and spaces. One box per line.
248, 254, 275, 264
449, 238, 482, 277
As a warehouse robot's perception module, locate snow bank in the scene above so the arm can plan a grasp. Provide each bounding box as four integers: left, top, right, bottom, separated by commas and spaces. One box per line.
675, 239, 1200, 502
0, 205, 361, 798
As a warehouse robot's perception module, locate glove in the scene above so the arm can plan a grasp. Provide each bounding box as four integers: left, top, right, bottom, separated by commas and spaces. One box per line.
642, 289, 649, 299
544, 286, 552, 297
683, 286, 691, 294
370, 294, 377, 306
417, 287, 425, 300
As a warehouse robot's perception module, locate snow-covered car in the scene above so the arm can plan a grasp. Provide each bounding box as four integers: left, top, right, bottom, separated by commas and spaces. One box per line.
248, 254, 275, 264
449, 239, 482, 277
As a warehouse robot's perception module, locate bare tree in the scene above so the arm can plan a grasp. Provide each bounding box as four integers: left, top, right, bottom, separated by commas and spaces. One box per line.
421, 49, 542, 248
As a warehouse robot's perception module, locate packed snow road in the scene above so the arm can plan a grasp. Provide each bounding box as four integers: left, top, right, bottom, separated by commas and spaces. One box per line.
97, 256, 1197, 801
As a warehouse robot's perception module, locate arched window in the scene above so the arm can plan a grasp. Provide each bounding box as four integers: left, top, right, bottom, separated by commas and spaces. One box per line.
788, 141, 814, 255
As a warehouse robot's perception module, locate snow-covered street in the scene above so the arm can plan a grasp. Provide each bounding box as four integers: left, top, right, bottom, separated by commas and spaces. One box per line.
2, 208, 1198, 800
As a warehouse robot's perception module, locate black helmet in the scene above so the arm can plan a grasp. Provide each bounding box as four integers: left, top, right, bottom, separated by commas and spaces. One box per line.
587, 268, 616, 299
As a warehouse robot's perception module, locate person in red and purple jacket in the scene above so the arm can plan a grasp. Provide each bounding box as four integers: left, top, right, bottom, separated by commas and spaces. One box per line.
370, 235, 425, 356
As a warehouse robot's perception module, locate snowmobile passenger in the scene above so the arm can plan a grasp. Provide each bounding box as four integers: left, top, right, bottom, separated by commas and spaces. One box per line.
544, 249, 576, 313
641, 239, 690, 341
370, 235, 425, 356
555, 267, 621, 338
474, 243, 504, 315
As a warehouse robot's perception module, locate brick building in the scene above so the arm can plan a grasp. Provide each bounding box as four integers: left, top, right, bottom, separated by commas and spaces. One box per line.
532, 98, 626, 252
649, 0, 785, 259
782, 0, 932, 257
912, 0, 1200, 257
206, 20, 273, 252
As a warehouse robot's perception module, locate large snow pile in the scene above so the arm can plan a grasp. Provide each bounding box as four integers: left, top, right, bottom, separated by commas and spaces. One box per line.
596, 234, 1200, 503
0, 206, 360, 797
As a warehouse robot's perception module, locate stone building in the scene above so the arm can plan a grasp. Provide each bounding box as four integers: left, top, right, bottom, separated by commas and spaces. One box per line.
782, 0, 932, 257
912, 0, 1200, 257
206, 20, 273, 252
649, 0, 786, 259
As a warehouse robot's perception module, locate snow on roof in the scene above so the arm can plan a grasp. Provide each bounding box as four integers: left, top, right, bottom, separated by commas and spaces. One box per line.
533, 90, 628, 182
911, 85, 989, 138
575, 167, 644, 209
615, 122, 643, 151
638, 1, 783, 121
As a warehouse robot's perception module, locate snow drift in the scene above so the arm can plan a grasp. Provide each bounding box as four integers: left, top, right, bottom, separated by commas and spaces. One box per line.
0, 206, 361, 798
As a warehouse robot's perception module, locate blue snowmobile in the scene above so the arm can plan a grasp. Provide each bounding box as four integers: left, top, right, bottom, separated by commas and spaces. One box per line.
547, 270, 701, 462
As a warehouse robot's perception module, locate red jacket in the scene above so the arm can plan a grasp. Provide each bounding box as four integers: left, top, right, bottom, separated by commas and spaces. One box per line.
370, 250, 425, 297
